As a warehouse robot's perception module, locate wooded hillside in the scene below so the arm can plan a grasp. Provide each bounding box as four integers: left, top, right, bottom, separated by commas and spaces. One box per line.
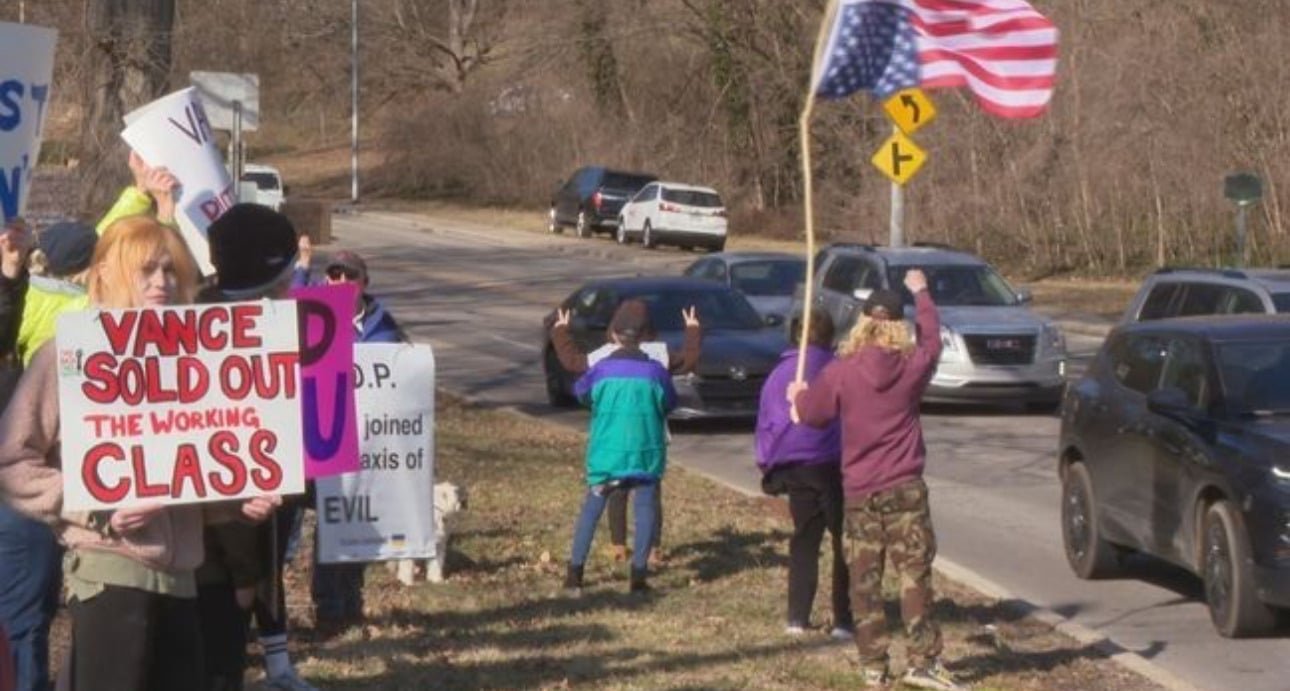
14, 0, 1289, 276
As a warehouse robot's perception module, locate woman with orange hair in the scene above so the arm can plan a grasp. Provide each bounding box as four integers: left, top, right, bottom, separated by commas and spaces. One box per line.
0, 216, 280, 690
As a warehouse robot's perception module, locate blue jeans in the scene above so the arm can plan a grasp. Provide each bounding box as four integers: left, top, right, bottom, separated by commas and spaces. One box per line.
0, 505, 62, 691
571, 480, 658, 571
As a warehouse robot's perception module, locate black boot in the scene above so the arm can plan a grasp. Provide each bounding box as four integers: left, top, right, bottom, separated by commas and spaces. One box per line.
629, 566, 650, 594
564, 564, 584, 593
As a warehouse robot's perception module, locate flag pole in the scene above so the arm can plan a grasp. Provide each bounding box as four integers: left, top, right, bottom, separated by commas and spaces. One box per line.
795, 0, 841, 385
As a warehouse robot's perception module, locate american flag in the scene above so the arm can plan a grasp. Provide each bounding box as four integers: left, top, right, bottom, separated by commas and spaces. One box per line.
814, 0, 1059, 119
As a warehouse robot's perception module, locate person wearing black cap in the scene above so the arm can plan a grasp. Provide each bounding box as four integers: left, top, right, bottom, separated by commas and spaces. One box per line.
196, 203, 318, 691
554, 299, 678, 595
789, 270, 962, 690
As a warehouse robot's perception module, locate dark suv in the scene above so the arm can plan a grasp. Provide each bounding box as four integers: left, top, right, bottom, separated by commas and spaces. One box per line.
1058, 316, 1290, 636
548, 167, 656, 238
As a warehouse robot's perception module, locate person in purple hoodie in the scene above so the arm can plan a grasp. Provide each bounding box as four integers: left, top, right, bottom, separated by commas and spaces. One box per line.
755, 308, 852, 639
789, 269, 962, 691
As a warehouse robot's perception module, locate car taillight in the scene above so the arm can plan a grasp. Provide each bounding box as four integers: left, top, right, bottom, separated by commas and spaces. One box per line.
659, 202, 682, 213
592, 191, 603, 209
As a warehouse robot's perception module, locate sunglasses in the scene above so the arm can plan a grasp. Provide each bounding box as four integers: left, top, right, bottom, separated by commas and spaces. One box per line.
326, 266, 361, 281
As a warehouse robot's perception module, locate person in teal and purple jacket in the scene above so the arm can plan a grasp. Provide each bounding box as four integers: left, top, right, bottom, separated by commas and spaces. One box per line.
554, 299, 676, 594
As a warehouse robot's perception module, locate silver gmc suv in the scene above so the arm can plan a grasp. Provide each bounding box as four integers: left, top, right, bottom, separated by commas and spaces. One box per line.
807, 243, 1067, 408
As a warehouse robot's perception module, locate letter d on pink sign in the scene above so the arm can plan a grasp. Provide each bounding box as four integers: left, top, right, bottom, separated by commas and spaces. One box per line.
292, 282, 360, 478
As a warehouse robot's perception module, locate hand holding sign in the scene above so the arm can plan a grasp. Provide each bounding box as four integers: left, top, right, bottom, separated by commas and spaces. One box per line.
109, 502, 165, 535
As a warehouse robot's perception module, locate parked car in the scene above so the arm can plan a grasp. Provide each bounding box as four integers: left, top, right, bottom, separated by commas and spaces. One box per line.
1121, 267, 1290, 323
548, 166, 657, 238
682, 252, 803, 324
806, 243, 1066, 407
1058, 315, 1290, 636
616, 181, 728, 252
541, 277, 787, 418
238, 163, 287, 211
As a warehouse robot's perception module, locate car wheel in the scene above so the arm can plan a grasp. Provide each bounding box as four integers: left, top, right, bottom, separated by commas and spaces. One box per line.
575, 210, 591, 239
710, 239, 726, 253
1061, 462, 1119, 579
544, 348, 577, 407
547, 206, 561, 234
1202, 500, 1279, 637
616, 220, 629, 245
642, 220, 656, 249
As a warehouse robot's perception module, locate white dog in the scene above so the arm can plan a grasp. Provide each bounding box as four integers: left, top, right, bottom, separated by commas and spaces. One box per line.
393, 481, 466, 585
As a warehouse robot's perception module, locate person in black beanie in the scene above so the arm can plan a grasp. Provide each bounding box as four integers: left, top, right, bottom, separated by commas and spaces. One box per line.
196, 204, 318, 691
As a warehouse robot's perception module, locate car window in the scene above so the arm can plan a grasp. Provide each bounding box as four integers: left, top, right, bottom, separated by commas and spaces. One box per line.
633, 288, 765, 331
822, 257, 864, 294
1109, 333, 1167, 394
1221, 287, 1265, 314
1216, 339, 1290, 413
1138, 283, 1179, 321
1160, 337, 1209, 409
660, 188, 723, 208
682, 260, 707, 278
632, 184, 656, 202
602, 173, 655, 191
1272, 293, 1290, 313
575, 168, 597, 195
729, 260, 804, 297
1176, 283, 1227, 317
888, 264, 1017, 307
571, 288, 615, 324
240, 171, 280, 191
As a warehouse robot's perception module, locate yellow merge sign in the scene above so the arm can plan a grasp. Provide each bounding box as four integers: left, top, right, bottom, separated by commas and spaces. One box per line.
871, 130, 927, 186
882, 88, 936, 135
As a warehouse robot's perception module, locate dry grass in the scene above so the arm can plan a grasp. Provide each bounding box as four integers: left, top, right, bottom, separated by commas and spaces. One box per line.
238, 395, 1160, 690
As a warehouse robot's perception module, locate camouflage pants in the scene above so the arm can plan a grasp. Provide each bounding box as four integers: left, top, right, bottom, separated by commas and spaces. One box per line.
844, 478, 942, 667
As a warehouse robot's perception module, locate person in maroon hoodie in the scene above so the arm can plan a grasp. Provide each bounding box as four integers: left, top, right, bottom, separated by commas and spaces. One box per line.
788, 269, 962, 691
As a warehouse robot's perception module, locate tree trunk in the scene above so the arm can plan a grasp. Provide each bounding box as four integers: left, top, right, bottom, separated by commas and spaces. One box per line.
77, 0, 176, 217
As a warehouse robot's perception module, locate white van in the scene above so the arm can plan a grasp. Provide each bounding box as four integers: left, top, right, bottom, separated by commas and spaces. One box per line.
238, 163, 287, 211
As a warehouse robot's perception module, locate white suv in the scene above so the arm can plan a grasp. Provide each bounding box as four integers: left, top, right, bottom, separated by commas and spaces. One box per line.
617, 181, 727, 252
808, 243, 1067, 409
238, 163, 287, 211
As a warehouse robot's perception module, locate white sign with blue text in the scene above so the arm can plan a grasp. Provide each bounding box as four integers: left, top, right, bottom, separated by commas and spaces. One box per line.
0, 22, 57, 222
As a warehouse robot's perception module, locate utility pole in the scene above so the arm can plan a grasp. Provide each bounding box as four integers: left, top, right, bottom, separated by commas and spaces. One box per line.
350, 0, 359, 204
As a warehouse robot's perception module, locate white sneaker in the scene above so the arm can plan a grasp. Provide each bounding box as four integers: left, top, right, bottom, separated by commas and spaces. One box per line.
784, 623, 808, 636
265, 669, 320, 691
829, 626, 854, 641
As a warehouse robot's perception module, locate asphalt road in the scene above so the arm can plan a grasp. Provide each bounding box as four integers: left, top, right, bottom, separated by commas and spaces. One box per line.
334, 210, 1288, 691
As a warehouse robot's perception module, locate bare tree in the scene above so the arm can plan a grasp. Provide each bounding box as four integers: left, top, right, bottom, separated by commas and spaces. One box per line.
77, 0, 176, 215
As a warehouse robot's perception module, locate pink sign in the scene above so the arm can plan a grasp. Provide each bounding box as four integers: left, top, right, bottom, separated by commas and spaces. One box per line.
292, 283, 359, 478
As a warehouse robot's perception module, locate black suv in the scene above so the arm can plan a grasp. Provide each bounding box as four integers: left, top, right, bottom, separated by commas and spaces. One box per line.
1058, 315, 1290, 636
548, 167, 656, 238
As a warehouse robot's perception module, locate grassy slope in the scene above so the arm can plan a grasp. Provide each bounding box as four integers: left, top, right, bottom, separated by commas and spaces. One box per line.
275, 396, 1156, 690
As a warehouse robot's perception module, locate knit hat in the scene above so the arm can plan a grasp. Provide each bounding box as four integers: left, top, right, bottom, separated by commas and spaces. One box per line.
206, 203, 298, 298
609, 299, 652, 342
862, 289, 905, 320
326, 250, 368, 284
38, 221, 97, 276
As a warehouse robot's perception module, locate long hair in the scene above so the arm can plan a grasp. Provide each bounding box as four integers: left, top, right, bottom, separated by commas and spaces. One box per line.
836, 315, 914, 358
88, 216, 200, 308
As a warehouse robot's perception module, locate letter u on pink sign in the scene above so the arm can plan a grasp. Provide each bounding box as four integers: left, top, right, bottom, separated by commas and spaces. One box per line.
292, 283, 360, 478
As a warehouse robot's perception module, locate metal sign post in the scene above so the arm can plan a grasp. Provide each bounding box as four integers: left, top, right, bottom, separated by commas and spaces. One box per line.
1224, 172, 1263, 267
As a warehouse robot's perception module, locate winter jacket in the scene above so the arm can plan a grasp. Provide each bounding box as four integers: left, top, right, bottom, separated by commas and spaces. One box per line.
574, 347, 677, 486
755, 345, 841, 472
16, 276, 89, 366
794, 291, 941, 500
356, 293, 404, 343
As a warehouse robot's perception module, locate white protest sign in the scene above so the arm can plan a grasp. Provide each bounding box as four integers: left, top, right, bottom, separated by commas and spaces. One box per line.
317, 343, 436, 564
56, 300, 305, 511
0, 22, 57, 222
586, 341, 669, 369
121, 87, 232, 276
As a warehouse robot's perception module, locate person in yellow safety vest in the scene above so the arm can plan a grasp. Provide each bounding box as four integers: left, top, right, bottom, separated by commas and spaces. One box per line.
15, 152, 178, 365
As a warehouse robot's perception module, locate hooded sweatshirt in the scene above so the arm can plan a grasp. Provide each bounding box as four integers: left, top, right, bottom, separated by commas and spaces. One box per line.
794, 291, 941, 500
755, 344, 840, 471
